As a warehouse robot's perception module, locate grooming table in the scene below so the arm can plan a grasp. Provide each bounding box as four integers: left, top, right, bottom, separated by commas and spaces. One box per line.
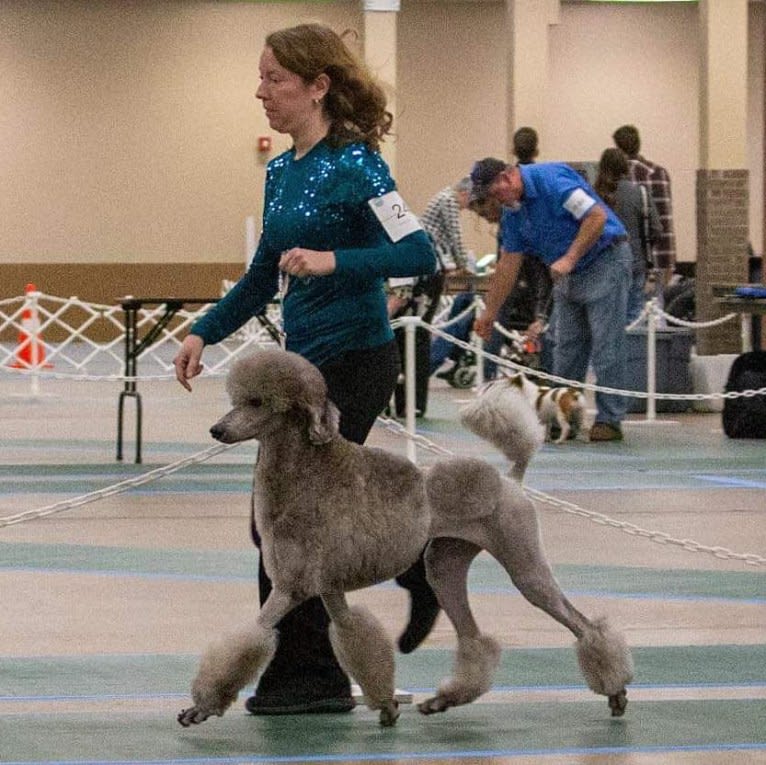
116, 296, 281, 463
713, 284, 766, 353
443, 272, 492, 296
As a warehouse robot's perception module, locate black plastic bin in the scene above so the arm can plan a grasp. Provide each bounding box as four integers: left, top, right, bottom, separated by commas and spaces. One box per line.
625, 327, 694, 413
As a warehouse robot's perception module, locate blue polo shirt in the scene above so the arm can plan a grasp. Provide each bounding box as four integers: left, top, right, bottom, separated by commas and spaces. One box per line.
499, 163, 626, 273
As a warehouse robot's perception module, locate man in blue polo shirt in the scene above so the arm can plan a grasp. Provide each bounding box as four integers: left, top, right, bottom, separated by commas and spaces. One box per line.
471, 158, 631, 442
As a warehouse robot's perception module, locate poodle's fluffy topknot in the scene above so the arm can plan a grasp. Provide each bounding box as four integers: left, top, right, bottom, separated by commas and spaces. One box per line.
226, 349, 327, 414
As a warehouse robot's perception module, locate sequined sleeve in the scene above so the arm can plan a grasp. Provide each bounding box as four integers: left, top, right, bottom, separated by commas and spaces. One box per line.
332, 149, 436, 282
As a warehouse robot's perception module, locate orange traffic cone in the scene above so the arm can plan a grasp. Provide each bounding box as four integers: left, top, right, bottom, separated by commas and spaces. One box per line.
10, 283, 52, 369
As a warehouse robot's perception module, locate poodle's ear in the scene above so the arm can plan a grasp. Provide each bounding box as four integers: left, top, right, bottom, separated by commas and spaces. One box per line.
307, 398, 340, 445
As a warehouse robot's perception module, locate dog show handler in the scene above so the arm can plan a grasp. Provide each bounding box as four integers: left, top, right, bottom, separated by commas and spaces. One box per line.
173, 23, 438, 717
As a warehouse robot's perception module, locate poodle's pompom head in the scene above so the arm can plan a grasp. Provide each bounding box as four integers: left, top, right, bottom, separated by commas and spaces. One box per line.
227, 350, 326, 412
213, 350, 339, 445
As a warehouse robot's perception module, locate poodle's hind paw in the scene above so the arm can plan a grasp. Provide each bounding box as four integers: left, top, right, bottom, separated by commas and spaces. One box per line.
417, 695, 451, 715
608, 689, 628, 717
378, 700, 400, 727
178, 705, 219, 727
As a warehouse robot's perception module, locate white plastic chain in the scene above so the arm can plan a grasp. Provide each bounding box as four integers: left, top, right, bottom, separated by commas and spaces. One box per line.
1, 290, 764, 566
376, 416, 766, 568
4, 290, 763, 402
0, 443, 237, 528
2, 409, 764, 568
424, 321, 766, 403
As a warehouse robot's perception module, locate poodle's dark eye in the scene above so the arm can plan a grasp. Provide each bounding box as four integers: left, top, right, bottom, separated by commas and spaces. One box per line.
249, 397, 263, 407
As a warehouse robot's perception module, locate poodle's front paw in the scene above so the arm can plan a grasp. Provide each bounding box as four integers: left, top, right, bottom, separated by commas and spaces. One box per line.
378, 700, 399, 727
178, 687, 234, 727
178, 705, 218, 727
417, 695, 450, 715
608, 689, 628, 717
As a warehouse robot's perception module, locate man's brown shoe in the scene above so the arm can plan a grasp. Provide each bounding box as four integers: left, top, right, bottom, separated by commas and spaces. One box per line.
589, 422, 623, 442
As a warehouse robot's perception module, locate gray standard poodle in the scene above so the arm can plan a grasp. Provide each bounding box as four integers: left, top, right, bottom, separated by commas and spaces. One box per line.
178, 349, 633, 729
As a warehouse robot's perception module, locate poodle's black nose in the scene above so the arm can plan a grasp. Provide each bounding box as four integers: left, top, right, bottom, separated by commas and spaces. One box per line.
210, 424, 225, 442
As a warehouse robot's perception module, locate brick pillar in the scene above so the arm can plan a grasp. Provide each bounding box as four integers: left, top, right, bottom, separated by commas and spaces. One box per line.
695, 168, 749, 355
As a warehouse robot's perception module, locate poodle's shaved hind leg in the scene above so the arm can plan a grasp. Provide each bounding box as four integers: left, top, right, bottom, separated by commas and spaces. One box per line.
419, 538, 500, 715
178, 588, 299, 727
323, 592, 399, 727
490, 528, 633, 716
424, 537, 481, 639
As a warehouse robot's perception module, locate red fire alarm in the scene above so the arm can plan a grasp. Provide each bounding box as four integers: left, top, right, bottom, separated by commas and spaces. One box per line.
257, 136, 272, 153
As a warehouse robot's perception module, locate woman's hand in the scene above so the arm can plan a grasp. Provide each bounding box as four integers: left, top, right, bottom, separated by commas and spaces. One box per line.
173, 334, 205, 392
279, 248, 336, 278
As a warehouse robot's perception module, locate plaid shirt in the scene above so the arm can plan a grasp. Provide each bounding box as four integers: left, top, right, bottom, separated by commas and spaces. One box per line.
627, 155, 676, 269
420, 187, 469, 270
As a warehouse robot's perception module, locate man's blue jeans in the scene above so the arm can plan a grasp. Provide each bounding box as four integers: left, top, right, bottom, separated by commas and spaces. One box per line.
429, 292, 475, 374
552, 241, 632, 426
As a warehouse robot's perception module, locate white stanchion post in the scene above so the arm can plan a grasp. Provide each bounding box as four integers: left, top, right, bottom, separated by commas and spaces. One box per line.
475, 297, 485, 389
402, 316, 418, 464
740, 312, 752, 353
475, 336, 485, 389
645, 299, 657, 421
245, 216, 256, 267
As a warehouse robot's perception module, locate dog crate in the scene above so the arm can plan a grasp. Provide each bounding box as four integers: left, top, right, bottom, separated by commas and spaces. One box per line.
625, 327, 694, 413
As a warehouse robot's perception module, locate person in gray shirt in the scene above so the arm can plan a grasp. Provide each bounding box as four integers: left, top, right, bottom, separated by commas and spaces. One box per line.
595, 148, 661, 323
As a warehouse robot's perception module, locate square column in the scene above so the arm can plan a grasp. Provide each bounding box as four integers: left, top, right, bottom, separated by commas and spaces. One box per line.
364, 0, 399, 176
505, 0, 560, 156
696, 0, 749, 354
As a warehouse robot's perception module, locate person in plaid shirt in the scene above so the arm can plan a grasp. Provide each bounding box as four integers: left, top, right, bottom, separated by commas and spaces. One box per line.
613, 125, 676, 278
420, 177, 473, 271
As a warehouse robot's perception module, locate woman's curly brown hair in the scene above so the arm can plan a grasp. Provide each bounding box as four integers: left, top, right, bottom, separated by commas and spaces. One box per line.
265, 23, 393, 152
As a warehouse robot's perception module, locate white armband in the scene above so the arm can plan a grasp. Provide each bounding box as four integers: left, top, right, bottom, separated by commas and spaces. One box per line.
388, 276, 416, 288
369, 191, 423, 243
563, 188, 596, 220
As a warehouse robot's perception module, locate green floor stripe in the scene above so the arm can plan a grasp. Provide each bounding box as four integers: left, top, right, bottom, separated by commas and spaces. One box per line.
0, 700, 764, 762
0, 463, 254, 495
467, 556, 766, 602
0, 541, 260, 580
2, 541, 764, 601
4, 645, 766, 698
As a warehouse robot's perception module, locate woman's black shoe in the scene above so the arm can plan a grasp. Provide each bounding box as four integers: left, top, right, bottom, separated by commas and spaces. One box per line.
395, 555, 441, 653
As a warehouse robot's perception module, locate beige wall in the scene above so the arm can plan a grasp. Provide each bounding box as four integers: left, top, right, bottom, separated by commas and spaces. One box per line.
1, 0, 764, 299
396, 1, 509, 258
547, 2, 700, 263
0, 1, 361, 268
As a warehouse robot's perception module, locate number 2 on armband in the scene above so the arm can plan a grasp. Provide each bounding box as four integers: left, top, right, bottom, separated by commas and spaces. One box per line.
369, 190, 423, 243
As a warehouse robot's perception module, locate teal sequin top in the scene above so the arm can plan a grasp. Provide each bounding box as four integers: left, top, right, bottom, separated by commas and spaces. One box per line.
191, 140, 436, 366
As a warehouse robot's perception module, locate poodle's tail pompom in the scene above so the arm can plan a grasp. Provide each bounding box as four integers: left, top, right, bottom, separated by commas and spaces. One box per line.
460, 383, 543, 482
190, 624, 277, 716
426, 458, 501, 521
436, 634, 501, 706
329, 605, 395, 711
575, 617, 634, 697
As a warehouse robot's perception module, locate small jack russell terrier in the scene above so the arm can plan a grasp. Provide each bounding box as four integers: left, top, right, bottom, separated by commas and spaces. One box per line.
507, 372, 585, 443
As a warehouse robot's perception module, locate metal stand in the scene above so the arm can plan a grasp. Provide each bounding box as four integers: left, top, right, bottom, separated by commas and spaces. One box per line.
116, 297, 216, 464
